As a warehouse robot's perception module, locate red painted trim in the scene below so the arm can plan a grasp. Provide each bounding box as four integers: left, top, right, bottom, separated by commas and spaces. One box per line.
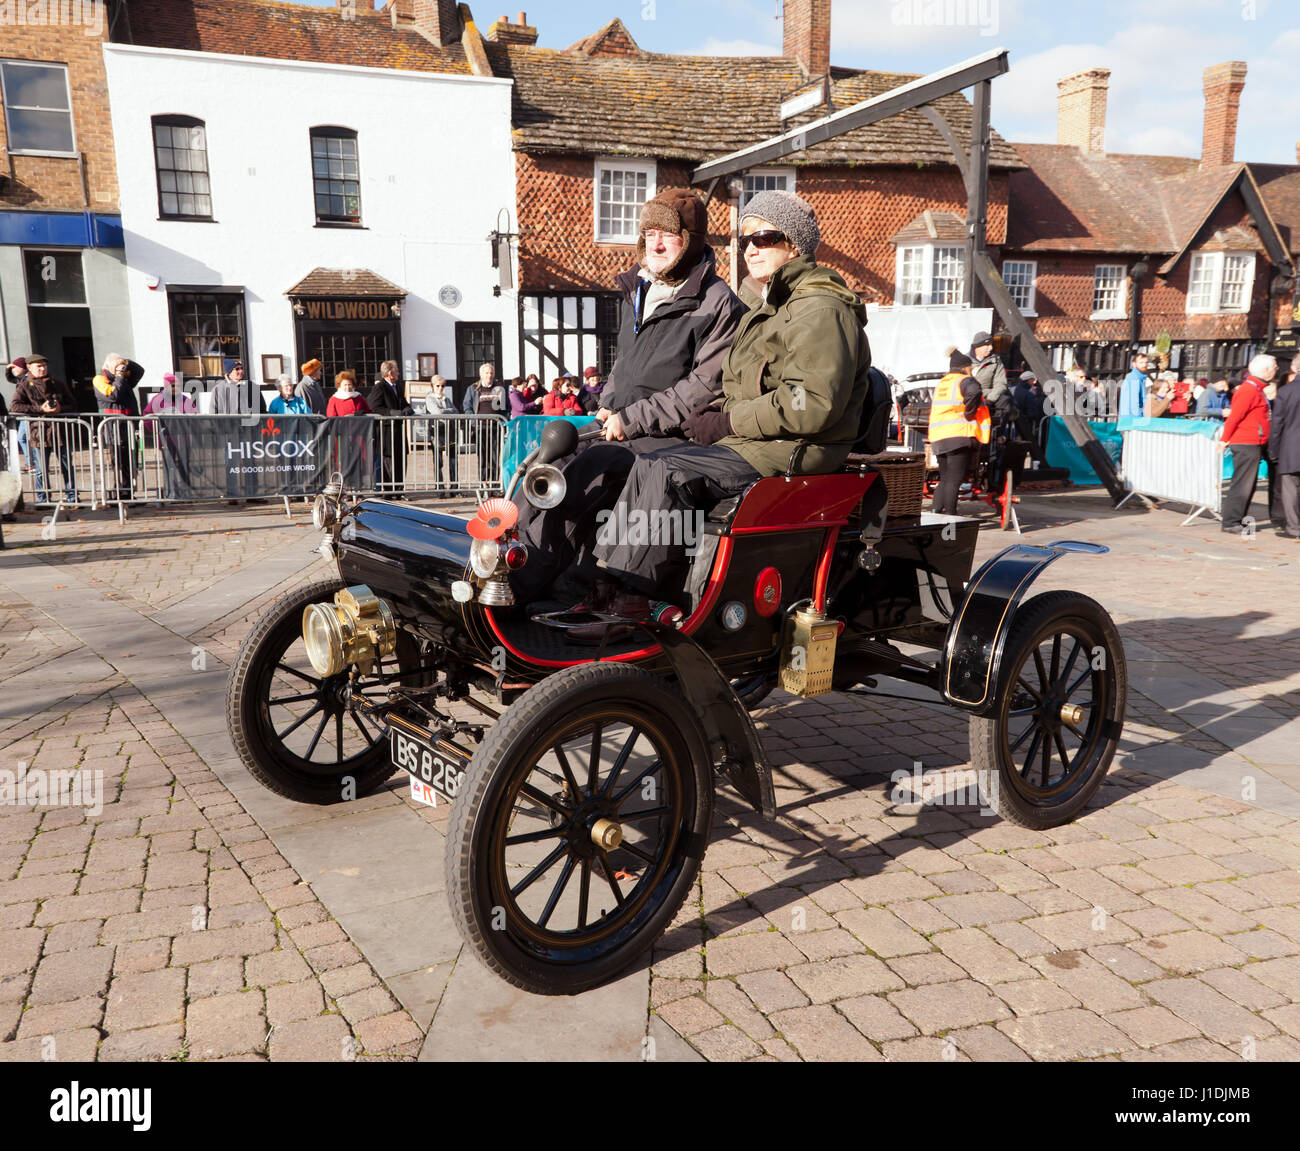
483, 535, 735, 669
730, 518, 850, 535
812, 528, 840, 613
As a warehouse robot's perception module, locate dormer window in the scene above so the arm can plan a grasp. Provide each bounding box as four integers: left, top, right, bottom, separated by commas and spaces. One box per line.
1187, 251, 1254, 313
895, 245, 965, 306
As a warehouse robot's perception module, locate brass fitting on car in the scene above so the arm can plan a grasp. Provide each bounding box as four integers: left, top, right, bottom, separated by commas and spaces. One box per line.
302, 584, 396, 676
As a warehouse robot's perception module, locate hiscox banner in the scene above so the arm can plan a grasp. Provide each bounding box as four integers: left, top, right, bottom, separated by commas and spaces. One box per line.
153, 416, 372, 499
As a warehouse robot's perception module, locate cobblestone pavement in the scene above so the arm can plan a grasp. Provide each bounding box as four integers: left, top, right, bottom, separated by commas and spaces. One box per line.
1, 485, 1298, 1062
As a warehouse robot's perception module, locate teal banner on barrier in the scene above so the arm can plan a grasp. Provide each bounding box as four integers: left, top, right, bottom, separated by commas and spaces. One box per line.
501, 415, 599, 489
1045, 418, 1124, 486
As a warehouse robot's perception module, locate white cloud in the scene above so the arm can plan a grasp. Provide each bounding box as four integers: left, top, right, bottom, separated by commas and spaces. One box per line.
1123, 125, 1200, 155
693, 36, 780, 56
832, 0, 1024, 53
986, 23, 1258, 157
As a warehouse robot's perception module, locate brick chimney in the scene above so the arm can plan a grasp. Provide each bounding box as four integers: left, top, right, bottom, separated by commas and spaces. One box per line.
1201, 61, 1247, 169
1056, 68, 1109, 153
783, 0, 830, 78
405, 0, 459, 46
485, 11, 539, 45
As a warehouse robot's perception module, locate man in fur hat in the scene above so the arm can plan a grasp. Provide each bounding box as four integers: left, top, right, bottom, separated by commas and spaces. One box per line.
595, 187, 745, 443
512, 188, 744, 604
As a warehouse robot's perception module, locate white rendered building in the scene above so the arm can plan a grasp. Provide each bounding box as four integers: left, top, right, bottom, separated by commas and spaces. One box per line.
102, 42, 518, 408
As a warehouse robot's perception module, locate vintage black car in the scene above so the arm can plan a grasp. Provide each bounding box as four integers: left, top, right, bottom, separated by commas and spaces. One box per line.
226, 414, 1126, 995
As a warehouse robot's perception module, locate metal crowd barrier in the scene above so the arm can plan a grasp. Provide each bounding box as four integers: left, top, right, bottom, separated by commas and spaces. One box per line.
11, 417, 100, 515
86, 413, 506, 522
371, 414, 505, 499
1117, 425, 1224, 524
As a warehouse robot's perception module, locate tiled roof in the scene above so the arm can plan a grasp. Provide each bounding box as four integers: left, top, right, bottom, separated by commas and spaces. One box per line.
123, 0, 472, 74
1007, 143, 1245, 254
889, 210, 967, 246
285, 269, 406, 297
1250, 164, 1300, 255
485, 42, 1023, 169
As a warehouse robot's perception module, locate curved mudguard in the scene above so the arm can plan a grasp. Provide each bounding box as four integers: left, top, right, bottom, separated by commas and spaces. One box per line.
634, 622, 776, 820
941, 540, 1109, 716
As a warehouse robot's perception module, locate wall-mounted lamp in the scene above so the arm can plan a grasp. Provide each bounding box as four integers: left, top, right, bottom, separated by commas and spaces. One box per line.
488, 207, 519, 296
391, 301, 402, 317
293, 301, 305, 317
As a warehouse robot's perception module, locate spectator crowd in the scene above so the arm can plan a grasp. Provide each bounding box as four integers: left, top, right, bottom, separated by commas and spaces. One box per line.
2, 348, 608, 506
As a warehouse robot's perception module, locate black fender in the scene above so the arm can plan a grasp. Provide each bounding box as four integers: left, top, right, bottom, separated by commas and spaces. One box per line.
633, 622, 776, 820
941, 540, 1109, 716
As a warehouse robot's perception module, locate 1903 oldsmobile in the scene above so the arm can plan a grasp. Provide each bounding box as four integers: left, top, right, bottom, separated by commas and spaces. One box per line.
226, 415, 1126, 995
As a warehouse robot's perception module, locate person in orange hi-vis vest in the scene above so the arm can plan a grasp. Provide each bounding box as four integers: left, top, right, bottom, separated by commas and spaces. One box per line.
927, 347, 990, 516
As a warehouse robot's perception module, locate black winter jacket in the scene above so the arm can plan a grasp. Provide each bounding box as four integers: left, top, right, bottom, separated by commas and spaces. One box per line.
603, 251, 744, 438
1268, 379, 1300, 474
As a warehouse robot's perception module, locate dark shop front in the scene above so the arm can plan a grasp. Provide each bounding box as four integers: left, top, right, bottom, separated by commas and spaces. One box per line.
287, 268, 405, 387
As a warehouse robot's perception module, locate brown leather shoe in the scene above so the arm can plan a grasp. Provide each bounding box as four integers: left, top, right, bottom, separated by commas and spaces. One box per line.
568, 591, 650, 643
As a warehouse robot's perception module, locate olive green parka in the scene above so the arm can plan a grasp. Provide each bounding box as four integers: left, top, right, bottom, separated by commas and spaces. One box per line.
717, 254, 871, 476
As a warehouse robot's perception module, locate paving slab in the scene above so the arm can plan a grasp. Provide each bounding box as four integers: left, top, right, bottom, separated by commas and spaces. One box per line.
419, 953, 652, 1063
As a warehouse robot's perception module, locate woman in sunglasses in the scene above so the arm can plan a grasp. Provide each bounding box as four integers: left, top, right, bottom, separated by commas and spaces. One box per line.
586, 189, 873, 620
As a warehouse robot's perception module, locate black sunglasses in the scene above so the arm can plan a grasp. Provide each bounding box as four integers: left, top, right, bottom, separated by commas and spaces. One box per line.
738, 229, 789, 253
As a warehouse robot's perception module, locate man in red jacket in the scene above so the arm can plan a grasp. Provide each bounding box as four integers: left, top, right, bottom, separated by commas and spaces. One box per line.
1220, 355, 1276, 533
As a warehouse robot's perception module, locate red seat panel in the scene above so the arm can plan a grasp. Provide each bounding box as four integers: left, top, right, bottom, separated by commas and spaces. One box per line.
728, 472, 875, 533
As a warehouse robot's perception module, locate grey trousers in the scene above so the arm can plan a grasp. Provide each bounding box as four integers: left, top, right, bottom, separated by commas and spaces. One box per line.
1280, 472, 1300, 538
512, 435, 681, 603
591, 443, 761, 598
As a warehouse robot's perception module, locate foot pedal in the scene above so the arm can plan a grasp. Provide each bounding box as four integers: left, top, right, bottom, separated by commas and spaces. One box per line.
530, 608, 624, 631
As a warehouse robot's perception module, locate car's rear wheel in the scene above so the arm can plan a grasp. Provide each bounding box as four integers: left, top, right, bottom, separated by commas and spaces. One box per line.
969, 591, 1125, 829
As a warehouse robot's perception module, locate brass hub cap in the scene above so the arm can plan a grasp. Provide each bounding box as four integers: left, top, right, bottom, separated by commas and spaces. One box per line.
1059, 703, 1085, 727
590, 818, 623, 850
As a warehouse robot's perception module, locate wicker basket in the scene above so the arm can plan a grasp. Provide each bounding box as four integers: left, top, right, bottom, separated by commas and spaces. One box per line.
849, 450, 927, 520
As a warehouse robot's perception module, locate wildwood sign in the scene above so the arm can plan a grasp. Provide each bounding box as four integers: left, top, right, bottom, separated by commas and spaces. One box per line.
298, 299, 397, 321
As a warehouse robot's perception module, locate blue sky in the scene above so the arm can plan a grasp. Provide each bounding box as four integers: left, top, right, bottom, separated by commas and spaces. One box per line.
310, 0, 1299, 164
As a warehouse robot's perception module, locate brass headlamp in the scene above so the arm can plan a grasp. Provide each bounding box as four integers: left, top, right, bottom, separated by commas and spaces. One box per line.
312, 472, 347, 533
301, 584, 396, 676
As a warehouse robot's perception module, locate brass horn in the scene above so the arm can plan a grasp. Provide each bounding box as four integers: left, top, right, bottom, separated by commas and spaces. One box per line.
522, 462, 566, 509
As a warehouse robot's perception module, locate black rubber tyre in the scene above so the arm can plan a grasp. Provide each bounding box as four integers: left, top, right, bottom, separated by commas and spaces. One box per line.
226, 577, 419, 804
731, 673, 777, 711
447, 663, 712, 995
969, 591, 1126, 829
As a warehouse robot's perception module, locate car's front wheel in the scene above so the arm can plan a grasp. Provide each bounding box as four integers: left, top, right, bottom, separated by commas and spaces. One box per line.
446, 663, 712, 995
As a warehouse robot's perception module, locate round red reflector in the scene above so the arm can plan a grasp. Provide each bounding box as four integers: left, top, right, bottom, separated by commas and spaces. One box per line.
505, 544, 528, 570
754, 567, 781, 617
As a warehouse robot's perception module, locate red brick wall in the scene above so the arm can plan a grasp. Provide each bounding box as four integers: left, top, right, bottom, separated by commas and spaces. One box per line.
516, 152, 1009, 300
1201, 61, 1247, 170
584, 23, 640, 57
1008, 193, 1272, 343
516, 153, 731, 291
799, 167, 1008, 301
0, 21, 119, 212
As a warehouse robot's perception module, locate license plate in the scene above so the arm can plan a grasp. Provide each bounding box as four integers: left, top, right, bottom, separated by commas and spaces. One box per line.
390, 724, 467, 801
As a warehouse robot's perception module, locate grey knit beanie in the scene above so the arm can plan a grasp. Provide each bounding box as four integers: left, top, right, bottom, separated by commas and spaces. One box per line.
740, 190, 820, 257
